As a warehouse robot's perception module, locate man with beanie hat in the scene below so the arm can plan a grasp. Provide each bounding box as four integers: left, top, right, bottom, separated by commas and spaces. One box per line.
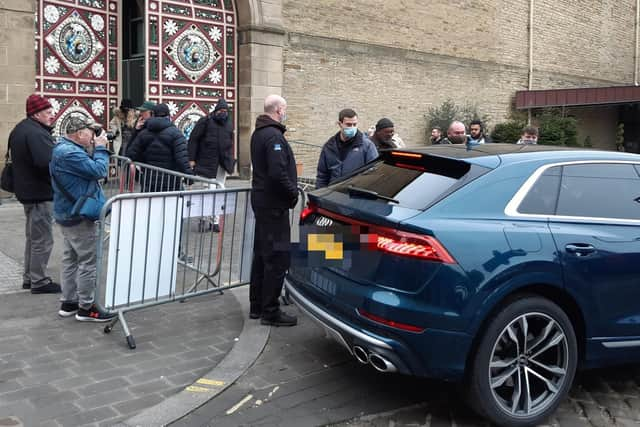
187, 98, 236, 231
7, 94, 61, 293
369, 117, 405, 150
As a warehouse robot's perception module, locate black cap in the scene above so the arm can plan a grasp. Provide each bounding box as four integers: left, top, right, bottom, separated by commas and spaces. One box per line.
375, 118, 394, 131
153, 103, 170, 117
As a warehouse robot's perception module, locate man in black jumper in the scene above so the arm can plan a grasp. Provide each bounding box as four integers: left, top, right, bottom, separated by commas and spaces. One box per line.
8, 94, 61, 293
249, 94, 298, 326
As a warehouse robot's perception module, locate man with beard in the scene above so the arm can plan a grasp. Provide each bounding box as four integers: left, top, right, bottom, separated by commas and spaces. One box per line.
441, 121, 469, 144
369, 118, 404, 151
468, 119, 492, 145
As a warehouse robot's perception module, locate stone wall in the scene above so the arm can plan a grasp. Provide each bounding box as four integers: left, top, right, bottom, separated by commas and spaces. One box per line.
0, 1, 37, 173
281, 0, 636, 170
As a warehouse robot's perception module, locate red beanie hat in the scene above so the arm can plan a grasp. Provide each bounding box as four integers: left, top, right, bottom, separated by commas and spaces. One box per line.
26, 94, 52, 116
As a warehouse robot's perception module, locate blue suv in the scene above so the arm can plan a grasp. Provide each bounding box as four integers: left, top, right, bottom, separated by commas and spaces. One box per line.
286, 144, 640, 427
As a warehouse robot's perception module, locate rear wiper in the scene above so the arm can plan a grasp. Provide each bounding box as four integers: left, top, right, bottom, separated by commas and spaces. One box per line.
347, 185, 399, 204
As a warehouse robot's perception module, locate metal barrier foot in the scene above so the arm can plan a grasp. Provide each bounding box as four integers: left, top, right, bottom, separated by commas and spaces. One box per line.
116, 310, 137, 350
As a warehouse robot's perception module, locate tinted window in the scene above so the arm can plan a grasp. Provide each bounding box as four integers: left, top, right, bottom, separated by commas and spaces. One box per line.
331, 157, 486, 210
556, 163, 640, 220
519, 166, 561, 215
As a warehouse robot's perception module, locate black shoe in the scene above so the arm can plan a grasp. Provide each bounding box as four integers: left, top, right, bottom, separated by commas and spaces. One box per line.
58, 301, 79, 317
22, 281, 31, 290
31, 281, 62, 294
75, 304, 117, 322
261, 311, 297, 327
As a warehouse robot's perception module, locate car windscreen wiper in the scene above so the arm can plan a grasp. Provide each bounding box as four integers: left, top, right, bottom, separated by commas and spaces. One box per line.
347, 185, 399, 204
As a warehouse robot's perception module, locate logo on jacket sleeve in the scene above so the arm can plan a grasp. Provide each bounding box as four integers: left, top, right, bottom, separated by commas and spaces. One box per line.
274, 144, 282, 151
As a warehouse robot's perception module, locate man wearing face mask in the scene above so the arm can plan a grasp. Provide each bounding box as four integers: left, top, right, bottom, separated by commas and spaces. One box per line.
316, 108, 378, 188
187, 98, 236, 231
440, 121, 469, 144
249, 94, 299, 326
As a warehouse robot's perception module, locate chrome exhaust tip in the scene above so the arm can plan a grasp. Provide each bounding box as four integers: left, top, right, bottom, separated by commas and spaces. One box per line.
353, 346, 369, 364
369, 353, 397, 373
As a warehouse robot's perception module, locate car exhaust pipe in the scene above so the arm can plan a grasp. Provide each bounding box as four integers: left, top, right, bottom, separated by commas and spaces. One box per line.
353, 346, 369, 364
369, 353, 397, 373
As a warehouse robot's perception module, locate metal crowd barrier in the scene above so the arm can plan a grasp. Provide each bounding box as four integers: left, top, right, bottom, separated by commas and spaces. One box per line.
102, 155, 136, 199
95, 179, 308, 349
289, 140, 321, 190
96, 186, 253, 349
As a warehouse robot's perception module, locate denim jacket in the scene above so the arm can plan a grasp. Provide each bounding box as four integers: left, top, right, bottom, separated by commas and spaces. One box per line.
49, 137, 109, 225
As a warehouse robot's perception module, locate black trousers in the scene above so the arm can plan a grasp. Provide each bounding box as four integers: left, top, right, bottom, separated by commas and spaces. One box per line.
249, 207, 291, 319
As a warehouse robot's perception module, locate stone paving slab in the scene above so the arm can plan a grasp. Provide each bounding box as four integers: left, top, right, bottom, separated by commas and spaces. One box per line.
0, 200, 245, 427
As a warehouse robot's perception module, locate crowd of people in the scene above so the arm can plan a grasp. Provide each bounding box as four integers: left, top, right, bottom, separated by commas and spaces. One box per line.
4, 92, 541, 327
5, 94, 236, 322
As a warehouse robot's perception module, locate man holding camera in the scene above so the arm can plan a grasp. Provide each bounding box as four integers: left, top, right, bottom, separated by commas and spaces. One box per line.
50, 115, 116, 322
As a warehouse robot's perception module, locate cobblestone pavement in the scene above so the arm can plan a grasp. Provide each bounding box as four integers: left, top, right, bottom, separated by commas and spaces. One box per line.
177, 303, 640, 427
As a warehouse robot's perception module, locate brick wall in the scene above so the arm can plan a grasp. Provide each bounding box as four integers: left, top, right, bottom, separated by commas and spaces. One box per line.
281, 0, 635, 169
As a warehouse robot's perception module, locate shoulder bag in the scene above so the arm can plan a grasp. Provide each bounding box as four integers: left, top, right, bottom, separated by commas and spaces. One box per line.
1, 141, 14, 193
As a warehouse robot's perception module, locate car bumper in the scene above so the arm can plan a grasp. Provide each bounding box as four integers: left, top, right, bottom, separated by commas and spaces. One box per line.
285, 277, 472, 381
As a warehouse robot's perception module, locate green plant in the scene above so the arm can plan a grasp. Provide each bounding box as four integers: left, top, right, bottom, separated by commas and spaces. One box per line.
537, 109, 578, 146
491, 120, 526, 144
425, 99, 490, 142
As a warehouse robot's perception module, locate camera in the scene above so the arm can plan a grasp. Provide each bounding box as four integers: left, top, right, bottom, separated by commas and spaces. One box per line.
94, 128, 116, 141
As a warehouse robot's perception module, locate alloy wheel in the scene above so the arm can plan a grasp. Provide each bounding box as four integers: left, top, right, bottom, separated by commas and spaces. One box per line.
488, 312, 569, 418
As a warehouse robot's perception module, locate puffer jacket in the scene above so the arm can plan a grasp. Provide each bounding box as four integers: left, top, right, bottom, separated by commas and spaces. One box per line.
125, 117, 193, 191
316, 131, 378, 188
49, 137, 108, 225
8, 117, 55, 203
188, 115, 235, 178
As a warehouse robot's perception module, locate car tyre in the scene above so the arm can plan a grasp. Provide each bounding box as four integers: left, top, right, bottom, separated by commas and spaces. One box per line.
467, 295, 577, 427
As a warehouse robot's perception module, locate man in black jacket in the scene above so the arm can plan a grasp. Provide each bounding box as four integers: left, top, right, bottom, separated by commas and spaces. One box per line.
126, 103, 193, 192
8, 94, 61, 293
249, 94, 298, 326
188, 98, 236, 231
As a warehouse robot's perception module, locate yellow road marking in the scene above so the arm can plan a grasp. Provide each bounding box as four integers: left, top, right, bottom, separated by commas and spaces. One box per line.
197, 378, 225, 386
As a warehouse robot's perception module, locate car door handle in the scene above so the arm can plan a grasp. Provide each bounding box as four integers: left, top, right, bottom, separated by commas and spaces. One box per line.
565, 243, 596, 256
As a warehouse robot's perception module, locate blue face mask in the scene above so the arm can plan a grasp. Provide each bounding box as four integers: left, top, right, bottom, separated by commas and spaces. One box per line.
342, 127, 357, 139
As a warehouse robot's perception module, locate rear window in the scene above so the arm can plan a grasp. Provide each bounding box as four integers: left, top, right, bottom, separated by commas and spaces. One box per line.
329, 152, 488, 210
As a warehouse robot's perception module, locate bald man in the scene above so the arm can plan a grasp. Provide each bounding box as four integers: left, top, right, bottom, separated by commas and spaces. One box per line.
249, 94, 298, 327
441, 121, 468, 144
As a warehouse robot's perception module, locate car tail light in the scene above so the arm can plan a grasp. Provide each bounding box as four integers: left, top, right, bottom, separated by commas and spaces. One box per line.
307, 207, 455, 264
371, 227, 455, 263
358, 308, 425, 333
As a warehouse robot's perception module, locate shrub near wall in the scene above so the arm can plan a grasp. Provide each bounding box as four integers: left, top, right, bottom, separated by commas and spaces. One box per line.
491, 120, 526, 144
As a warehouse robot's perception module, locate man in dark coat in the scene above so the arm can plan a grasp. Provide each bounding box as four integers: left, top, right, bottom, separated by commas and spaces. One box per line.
316, 108, 378, 188
126, 103, 193, 192
249, 94, 298, 327
8, 94, 61, 293
188, 98, 235, 181
187, 98, 236, 231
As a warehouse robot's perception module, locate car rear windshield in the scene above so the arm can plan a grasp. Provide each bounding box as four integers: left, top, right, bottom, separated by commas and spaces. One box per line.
330, 151, 489, 210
